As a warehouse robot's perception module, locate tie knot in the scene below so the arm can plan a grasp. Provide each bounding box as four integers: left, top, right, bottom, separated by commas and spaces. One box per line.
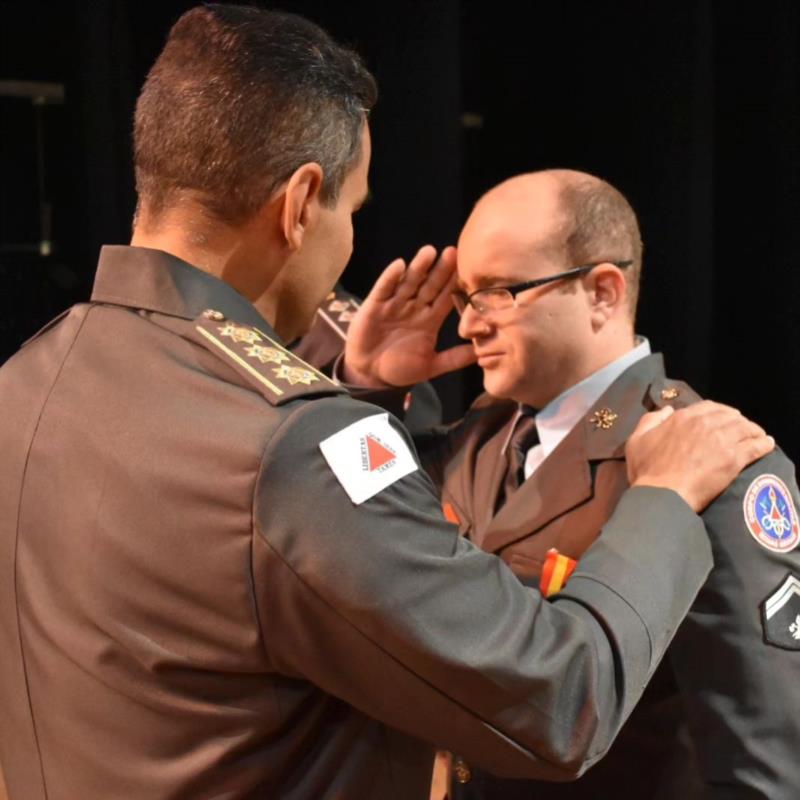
501, 408, 539, 504
510, 408, 538, 453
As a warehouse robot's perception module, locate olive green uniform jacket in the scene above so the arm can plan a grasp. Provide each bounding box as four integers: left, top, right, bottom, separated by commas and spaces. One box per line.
419, 356, 800, 799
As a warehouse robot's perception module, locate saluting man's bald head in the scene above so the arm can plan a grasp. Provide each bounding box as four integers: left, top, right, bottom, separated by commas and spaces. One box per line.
456, 170, 642, 408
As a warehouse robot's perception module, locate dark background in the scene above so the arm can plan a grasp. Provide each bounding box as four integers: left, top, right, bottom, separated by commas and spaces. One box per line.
1, 1, 798, 460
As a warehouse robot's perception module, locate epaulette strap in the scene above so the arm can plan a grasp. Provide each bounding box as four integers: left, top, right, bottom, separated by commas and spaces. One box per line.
190, 313, 345, 406
316, 289, 360, 340
648, 377, 702, 410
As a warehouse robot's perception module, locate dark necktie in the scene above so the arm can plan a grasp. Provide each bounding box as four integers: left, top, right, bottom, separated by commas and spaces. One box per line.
502, 406, 539, 502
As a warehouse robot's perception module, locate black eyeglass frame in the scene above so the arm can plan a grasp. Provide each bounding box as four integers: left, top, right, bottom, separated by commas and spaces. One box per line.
452, 260, 633, 315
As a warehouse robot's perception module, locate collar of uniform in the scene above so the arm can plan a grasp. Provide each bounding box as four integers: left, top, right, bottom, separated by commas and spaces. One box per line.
533, 336, 652, 459
579, 350, 667, 460
90, 245, 269, 331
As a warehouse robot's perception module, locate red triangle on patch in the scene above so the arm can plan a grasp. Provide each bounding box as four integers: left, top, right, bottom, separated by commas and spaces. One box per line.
366, 435, 396, 471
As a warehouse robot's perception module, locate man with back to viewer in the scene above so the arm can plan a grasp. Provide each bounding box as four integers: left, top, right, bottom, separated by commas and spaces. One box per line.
0, 7, 775, 799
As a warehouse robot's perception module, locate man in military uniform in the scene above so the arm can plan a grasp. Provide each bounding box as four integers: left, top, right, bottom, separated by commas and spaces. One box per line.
342, 170, 800, 799
0, 8, 775, 800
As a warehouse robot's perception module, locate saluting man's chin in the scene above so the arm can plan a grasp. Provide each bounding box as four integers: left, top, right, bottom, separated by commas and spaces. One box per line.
482, 374, 510, 400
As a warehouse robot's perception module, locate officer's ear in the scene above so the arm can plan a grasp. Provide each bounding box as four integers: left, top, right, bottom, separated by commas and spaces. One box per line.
280, 162, 324, 251
586, 262, 627, 328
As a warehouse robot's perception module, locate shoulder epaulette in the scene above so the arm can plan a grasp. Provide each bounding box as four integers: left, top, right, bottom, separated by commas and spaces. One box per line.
190, 311, 346, 406
315, 288, 360, 340
648, 376, 702, 411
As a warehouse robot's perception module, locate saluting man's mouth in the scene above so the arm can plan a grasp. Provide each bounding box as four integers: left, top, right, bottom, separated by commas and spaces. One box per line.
476, 352, 503, 367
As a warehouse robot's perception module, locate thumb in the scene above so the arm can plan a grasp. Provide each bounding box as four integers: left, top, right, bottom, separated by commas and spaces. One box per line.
429, 344, 479, 379
632, 405, 675, 438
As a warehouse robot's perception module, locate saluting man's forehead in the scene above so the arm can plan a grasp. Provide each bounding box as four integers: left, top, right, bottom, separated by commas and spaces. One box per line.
462, 177, 567, 245
458, 209, 566, 285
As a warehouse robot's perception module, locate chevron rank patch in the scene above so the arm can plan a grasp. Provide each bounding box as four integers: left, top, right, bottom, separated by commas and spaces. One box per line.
319, 413, 418, 505
743, 474, 799, 553
761, 573, 800, 650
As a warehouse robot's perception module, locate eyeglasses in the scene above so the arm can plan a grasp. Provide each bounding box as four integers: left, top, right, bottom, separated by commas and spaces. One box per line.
451, 260, 633, 316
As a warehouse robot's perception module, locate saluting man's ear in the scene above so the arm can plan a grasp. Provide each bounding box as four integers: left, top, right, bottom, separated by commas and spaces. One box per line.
589, 263, 627, 316
281, 162, 324, 250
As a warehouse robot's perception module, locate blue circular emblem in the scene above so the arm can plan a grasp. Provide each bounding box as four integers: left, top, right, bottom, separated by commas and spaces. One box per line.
743, 474, 800, 552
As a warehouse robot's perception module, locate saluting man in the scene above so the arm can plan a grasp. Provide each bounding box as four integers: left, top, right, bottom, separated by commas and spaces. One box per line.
342, 169, 800, 799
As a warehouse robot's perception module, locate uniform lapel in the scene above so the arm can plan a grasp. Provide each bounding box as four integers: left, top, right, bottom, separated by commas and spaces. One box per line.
471, 411, 517, 533
479, 354, 666, 554
480, 416, 592, 553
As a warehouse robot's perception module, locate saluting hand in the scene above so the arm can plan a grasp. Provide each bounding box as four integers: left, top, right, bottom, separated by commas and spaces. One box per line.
342, 245, 476, 387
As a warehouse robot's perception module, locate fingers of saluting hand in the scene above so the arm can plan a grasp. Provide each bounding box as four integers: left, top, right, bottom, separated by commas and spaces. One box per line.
429, 263, 461, 320
393, 245, 439, 302
368, 258, 408, 303
414, 245, 458, 306
367, 245, 459, 318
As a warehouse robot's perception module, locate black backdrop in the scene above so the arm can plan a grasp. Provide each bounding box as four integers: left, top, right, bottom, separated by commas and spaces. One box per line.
1, 1, 797, 460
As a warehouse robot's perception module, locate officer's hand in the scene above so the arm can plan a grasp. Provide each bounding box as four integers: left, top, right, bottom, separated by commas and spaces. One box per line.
626, 401, 775, 512
342, 245, 476, 387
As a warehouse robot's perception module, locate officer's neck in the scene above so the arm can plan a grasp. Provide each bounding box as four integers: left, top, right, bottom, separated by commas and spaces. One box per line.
131, 202, 286, 330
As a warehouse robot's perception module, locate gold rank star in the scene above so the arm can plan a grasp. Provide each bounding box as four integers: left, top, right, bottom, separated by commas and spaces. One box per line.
244, 344, 289, 365
273, 364, 320, 386
328, 300, 350, 313
218, 323, 262, 345
589, 407, 619, 430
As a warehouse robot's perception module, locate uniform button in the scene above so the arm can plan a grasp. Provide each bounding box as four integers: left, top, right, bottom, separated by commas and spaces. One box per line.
202, 309, 226, 321
453, 756, 472, 784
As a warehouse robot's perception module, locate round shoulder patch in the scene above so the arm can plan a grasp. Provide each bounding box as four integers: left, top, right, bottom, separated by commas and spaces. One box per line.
743, 474, 799, 552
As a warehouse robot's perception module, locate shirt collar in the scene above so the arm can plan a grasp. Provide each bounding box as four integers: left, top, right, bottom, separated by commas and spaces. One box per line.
90, 245, 270, 332
534, 337, 651, 457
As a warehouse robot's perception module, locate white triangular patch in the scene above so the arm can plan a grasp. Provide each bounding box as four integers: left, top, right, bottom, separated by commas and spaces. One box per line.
319, 413, 418, 505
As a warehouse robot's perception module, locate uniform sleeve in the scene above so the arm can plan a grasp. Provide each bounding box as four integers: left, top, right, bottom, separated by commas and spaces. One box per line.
406, 423, 456, 492
251, 396, 712, 780
668, 449, 800, 799
317, 356, 456, 489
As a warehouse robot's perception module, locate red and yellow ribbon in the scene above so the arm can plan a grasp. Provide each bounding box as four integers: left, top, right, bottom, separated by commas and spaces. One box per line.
540, 548, 577, 597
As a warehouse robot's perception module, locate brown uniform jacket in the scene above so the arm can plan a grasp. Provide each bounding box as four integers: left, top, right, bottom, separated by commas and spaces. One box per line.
419, 354, 800, 799
0, 247, 713, 800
